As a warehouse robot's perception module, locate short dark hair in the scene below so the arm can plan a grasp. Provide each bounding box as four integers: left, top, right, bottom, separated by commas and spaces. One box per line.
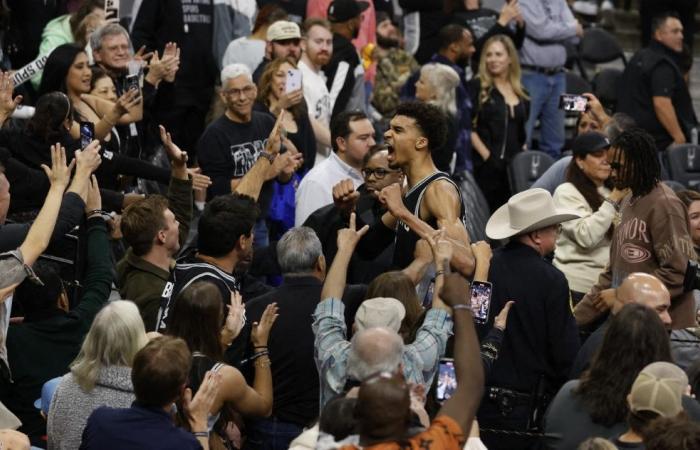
15, 261, 64, 321
610, 127, 660, 197
645, 416, 700, 450
252, 4, 288, 33
131, 336, 191, 407
395, 101, 448, 151
651, 11, 681, 35
362, 143, 389, 166
438, 23, 467, 51
197, 193, 259, 257
121, 195, 169, 256
331, 111, 369, 153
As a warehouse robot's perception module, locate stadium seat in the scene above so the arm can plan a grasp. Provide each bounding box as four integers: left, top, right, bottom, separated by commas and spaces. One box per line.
665, 144, 700, 190
508, 151, 556, 194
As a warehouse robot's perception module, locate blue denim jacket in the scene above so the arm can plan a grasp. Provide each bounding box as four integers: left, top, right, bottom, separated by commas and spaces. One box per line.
312, 297, 453, 408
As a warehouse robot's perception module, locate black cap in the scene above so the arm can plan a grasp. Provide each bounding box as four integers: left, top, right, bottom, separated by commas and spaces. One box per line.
572, 131, 611, 157
327, 0, 370, 23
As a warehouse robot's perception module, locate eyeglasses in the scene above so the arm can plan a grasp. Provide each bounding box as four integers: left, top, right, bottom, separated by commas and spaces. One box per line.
361, 167, 400, 179
223, 85, 255, 98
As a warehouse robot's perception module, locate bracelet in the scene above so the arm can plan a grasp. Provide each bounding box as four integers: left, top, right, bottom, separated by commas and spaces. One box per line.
254, 345, 268, 349
192, 431, 209, 438
87, 209, 109, 216
452, 304, 471, 311
252, 350, 269, 360
254, 357, 271, 368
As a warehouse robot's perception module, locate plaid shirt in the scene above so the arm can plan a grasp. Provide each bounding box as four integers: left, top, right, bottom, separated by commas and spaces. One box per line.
312, 297, 453, 408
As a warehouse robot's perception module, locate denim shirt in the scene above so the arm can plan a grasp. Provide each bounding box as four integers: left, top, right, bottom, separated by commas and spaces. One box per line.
312, 297, 453, 408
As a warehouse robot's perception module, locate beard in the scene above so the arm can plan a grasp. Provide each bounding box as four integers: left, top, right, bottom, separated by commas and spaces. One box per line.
377, 34, 400, 49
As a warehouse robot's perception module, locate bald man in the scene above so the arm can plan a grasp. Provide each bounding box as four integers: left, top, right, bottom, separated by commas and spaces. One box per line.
570, 273, 672, 379
338, 273, 483, 449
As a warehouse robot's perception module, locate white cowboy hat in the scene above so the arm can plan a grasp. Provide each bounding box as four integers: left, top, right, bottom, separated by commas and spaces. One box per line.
485, 188, 582, 240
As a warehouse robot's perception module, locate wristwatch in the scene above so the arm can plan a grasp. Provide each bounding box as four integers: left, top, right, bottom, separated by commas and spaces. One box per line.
258, 150, 276, 163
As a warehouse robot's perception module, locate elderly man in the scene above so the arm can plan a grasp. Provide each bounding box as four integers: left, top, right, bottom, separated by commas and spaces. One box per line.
570, 273, 672, 379
240, 227, 365, 449
618, 12, 696, 151
478, 188, 581, 449
196, 63, 301, 247
338, 271, 484, 450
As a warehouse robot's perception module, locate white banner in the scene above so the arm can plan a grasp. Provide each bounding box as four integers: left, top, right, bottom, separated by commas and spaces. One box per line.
11, 55, 49, 87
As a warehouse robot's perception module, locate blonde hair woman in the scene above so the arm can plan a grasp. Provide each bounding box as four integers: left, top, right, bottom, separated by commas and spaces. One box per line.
414, 62, 461, 172
47, 301, 148, 450
470, 34, 529, 211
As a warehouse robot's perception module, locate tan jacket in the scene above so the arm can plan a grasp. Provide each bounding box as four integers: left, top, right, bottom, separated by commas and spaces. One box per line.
574, 183, 696, 329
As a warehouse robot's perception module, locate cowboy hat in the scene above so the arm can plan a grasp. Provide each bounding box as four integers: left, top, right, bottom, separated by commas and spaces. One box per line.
486, 188, 581, 240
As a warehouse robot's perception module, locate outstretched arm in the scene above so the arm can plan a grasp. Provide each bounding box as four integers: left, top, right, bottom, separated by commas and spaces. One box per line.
320, 212, 369, 301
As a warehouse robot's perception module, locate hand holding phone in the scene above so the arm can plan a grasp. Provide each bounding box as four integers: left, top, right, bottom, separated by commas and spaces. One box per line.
285, 69, 302, 94
79, 121, 95, 149
436, 358, 456, 403
470, 280, 493, 324
559, 94, 588, 112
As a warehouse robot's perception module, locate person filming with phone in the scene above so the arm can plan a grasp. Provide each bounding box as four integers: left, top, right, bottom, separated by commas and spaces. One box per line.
477, 187, 581, 450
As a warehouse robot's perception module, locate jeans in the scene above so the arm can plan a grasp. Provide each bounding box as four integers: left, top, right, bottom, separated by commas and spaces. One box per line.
522, 71, 566, 159
244, 417, 304, 450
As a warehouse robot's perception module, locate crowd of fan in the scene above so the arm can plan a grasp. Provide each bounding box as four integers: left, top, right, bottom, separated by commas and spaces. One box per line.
0, 0, 698, 449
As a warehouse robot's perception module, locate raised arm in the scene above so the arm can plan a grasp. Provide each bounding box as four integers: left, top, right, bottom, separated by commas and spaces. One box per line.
320, 212, 369, 301
0, 71, 22, 127
18, 144, 74, 266
437, 273, 484, 434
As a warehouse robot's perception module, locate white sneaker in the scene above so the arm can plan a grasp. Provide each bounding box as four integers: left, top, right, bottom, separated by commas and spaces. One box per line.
572, 0, 598, 16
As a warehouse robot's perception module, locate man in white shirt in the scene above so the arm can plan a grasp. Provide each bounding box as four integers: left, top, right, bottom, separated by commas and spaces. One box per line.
299, 18, 334, 158
295, 111, 376, 225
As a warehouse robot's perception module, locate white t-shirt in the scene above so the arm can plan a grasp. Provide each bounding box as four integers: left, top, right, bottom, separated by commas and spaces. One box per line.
294, 152, 364, 226
221, 37, 266, 73
299, 60, 332, 127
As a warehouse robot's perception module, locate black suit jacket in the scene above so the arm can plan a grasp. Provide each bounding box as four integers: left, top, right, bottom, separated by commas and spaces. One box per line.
238, 276, 366, 426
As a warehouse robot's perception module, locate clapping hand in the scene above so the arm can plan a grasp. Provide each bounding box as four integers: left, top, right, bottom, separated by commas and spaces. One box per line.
182, 370, 221, 432
251, 303, 279, 347
222, 291, 246, 345
42, 144, 75, 190
0, 71, 21, 118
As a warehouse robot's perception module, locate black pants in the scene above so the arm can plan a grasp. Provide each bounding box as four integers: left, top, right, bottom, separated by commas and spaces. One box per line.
478, 399, 544, 450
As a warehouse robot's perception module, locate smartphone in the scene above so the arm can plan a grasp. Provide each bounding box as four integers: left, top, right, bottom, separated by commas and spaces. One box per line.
285, 69, 302, 93
125, 73, 140, 94
559, 94, 588, 112
79, 121, 94, 149
436, 358, 456, 403
470, 280, 493, 324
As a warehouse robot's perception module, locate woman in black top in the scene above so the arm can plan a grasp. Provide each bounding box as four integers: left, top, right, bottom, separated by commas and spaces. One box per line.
256, 56, 315, 172
35, 44, 169, 191
470, 34, 529, 211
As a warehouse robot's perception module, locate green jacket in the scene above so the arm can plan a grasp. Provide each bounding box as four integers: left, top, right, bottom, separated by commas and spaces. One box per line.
1, 217, 112, 438
32, 14, 73, 89
116, 177, 193, 331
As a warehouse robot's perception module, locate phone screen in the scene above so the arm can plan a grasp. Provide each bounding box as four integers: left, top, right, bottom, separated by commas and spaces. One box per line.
559, 94, 588, 112
285, 69, 302, 93
436, 359, 456, 403
125, 74, 140, 95
470, 281, 492, 324
79, 121, 94, 149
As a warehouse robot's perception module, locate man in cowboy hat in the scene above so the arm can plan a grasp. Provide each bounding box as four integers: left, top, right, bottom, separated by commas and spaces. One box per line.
477, 188, 581, 450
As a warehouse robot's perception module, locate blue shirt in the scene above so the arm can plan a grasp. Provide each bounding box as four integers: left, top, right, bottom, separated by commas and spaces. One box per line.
312, 297, 453, 408
79, 402, 202, 450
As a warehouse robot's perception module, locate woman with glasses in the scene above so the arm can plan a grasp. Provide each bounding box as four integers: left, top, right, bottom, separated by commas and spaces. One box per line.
469, 34, 529, 212
552, 132, 629, 303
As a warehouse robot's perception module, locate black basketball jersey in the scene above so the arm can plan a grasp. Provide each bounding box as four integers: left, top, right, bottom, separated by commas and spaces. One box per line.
393, 172, 468, 269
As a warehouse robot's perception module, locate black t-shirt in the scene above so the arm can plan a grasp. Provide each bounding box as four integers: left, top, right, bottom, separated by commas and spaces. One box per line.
156, 253, 240, 333
177, 0, 217, 101
197, 111, 276, 214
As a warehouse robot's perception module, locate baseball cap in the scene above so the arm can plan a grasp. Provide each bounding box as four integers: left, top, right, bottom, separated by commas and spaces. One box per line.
355, 297, 406, 332
327, 0, 370, 23
629, 362, 688, 418
34, 376, 61, 416
267, 21, 301, 42
572, 131, 611, 158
